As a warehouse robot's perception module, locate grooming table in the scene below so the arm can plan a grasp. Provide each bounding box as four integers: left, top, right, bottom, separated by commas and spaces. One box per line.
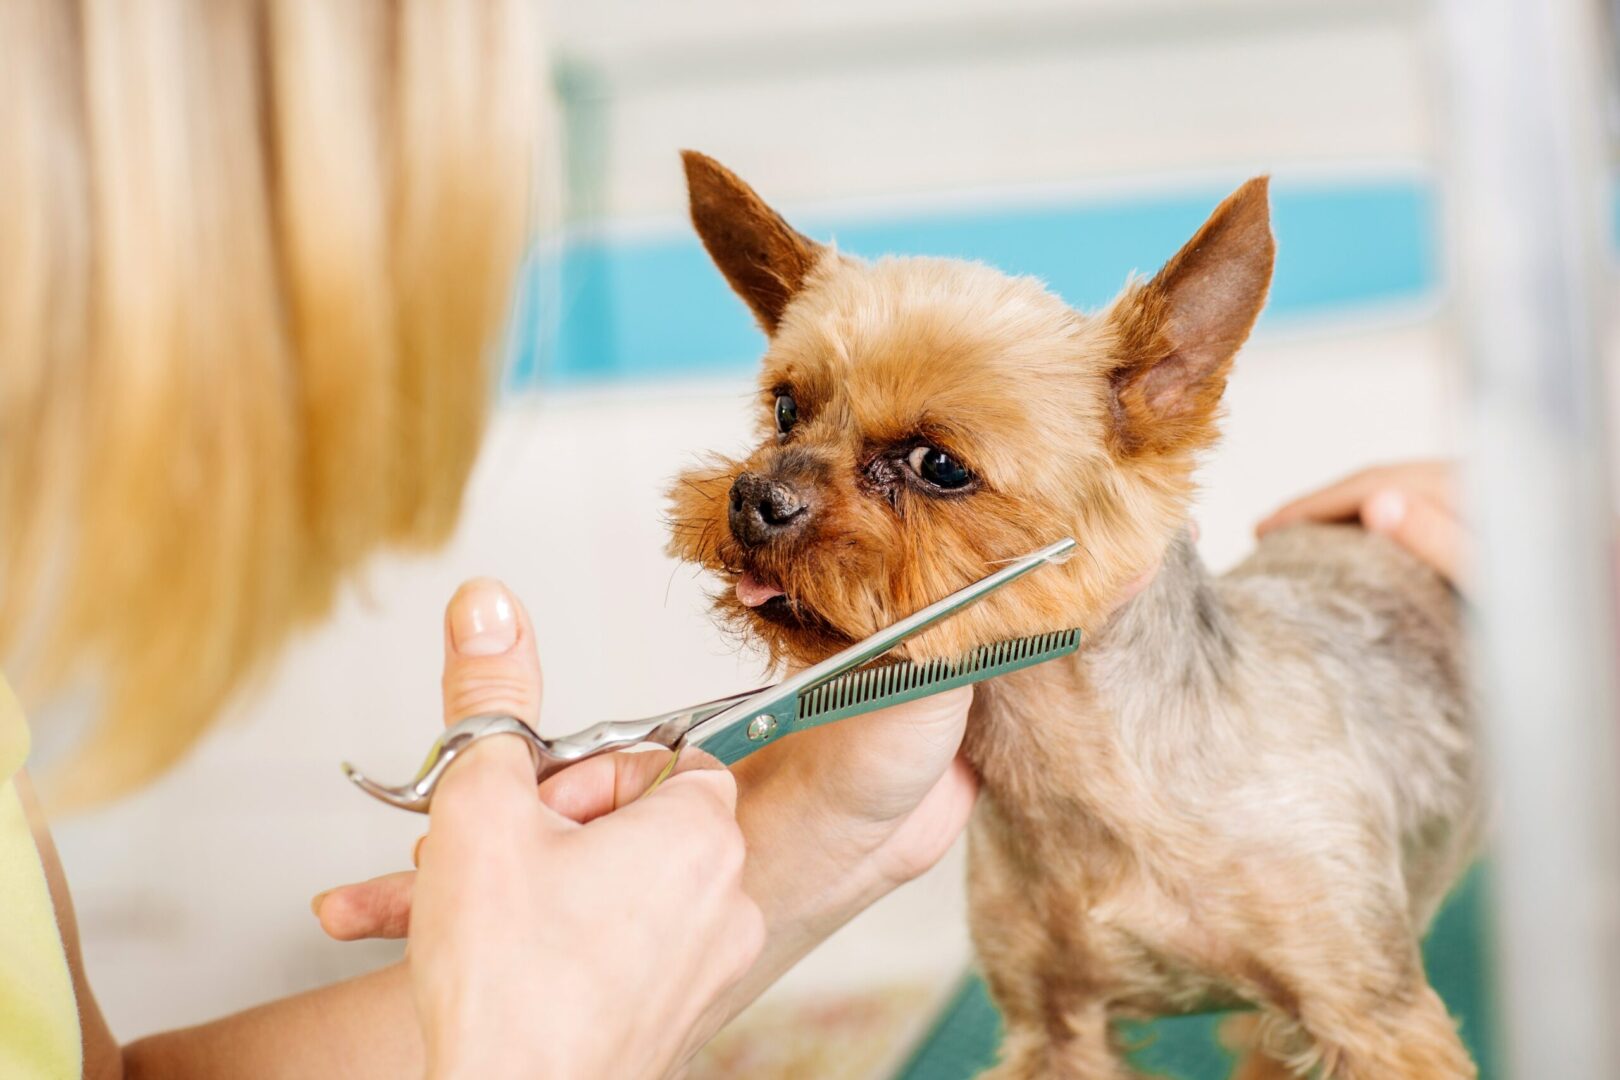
893, 864, 1498, 1079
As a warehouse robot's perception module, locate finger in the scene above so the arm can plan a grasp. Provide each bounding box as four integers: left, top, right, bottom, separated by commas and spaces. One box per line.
442, 577, 543, 730
1373, 460, 1457, 511
312, 871, 415, 941
626, 762, 740, 823
1256, 461, 1457, 536
538, 748, 722, 824
1363, 489, 1466, 586
603, 767, 746, 901
432, 579, 549, 823
1256, 472, 1382, 535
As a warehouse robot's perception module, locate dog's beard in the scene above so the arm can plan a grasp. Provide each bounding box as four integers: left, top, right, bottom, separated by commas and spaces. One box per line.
714, 539, 876, 666
721, 588, 855, 665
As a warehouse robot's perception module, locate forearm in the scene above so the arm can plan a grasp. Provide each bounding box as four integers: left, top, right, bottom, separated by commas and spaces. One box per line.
123, 963, 421, 1080
105, 750, 936, 1078
121, 758, 921, 1079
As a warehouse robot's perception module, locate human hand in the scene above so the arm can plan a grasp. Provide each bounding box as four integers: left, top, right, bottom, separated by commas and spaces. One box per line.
1256, 460, 1465, 587
370, 579, 763, 1080
313, 749, 700, 940
317, 618, 975, 1054
321, 677, 975, 961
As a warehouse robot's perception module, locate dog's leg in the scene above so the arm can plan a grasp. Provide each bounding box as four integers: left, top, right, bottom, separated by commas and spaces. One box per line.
981, 1005, 1134, 1080
978, 1024, 1053, 1080
1221, 1012, 1308, 1079
1268, 936, 1473, 1080
1308, 979, 1475, 1080
1229, 1046, 1302, 1080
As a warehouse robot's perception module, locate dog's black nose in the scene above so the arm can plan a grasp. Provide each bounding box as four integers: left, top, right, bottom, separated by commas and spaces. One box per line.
729, 472, 809, 547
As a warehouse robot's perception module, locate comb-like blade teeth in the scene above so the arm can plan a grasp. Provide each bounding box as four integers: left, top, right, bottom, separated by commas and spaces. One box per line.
794, 628, 1082, 726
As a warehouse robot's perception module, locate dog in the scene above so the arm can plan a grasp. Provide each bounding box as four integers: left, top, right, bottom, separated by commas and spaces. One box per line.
666, 150, 1480, 1079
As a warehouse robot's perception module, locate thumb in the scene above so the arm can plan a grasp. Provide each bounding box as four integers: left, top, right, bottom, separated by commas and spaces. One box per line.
436, 578, 544, 797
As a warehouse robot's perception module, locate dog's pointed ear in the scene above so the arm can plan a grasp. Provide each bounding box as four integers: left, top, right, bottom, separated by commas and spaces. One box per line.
683, 150, 823, 334
1108, 177, 1274, 457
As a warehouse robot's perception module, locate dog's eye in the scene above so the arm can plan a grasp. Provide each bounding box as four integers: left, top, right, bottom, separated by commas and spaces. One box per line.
906, 445, 973, 490
774, 394, 798, 435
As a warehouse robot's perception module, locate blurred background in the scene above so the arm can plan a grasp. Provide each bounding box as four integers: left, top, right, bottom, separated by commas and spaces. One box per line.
36, 0, 1618, 1076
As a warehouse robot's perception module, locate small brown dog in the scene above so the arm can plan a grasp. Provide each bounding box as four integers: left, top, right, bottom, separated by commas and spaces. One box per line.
667, 151, 1480, 1079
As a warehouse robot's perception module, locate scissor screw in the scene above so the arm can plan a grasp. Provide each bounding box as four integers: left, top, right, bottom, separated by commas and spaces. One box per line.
747, 714, 778, 742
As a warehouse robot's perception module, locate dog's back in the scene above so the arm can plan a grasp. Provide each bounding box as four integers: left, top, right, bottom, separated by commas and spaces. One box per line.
1224, 522, 1481, 926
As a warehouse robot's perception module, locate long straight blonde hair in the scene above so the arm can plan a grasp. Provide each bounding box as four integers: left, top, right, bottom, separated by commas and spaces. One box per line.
0, 0, 545, 804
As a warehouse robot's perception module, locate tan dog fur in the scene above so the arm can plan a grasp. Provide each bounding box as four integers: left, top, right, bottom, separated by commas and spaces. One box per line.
667, 151, 1480, 1078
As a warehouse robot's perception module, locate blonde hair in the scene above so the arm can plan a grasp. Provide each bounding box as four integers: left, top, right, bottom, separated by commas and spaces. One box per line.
0, 0, 545, 804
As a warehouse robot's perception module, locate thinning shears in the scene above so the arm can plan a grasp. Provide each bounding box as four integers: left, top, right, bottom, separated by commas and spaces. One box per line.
344, 538, 1079, 813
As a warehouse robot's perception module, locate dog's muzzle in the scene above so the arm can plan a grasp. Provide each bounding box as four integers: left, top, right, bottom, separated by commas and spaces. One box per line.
728, 472, 811, 548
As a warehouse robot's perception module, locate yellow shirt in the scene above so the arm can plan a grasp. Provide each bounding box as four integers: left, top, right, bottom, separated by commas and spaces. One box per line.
0, 677, 81, 1079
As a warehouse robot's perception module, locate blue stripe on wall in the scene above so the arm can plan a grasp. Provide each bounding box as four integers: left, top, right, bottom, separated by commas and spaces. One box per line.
509, 178, 1437, 387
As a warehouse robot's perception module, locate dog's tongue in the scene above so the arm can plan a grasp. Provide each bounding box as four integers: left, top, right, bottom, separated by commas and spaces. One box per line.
736, 572, 786, 608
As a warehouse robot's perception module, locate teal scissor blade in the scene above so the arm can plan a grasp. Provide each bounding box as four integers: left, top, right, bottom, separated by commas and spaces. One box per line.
696, 628, 1079, 765
796, 628, 1080, 731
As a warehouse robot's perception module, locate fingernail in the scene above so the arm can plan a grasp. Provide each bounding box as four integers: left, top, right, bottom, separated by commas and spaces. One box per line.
310, 890, 330, 917
1364, 490, 1406, 533
450, 579, 518, 656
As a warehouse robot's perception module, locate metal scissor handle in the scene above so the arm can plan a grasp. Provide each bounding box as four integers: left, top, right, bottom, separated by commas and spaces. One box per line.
341, 687, 762, 813
343, 715, 544, 813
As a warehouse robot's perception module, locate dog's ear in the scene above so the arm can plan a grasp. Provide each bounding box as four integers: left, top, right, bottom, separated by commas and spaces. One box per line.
683, 150, 823, 334
1108, 177, 1274, 458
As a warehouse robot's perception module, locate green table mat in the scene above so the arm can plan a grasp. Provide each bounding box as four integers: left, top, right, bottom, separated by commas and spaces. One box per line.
896, 863, 1498, 1079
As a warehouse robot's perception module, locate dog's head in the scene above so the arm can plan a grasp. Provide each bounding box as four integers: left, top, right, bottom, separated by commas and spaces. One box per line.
667, 152, 1273, 665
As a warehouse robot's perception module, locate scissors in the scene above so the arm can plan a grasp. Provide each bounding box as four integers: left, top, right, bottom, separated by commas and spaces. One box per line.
344, 537, 1079, 813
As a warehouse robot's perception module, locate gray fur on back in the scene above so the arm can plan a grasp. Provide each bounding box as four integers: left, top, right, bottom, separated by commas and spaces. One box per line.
1088, 522, 1480, 930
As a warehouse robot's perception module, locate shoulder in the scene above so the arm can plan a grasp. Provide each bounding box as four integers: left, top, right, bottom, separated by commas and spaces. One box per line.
0, 675, 27, 783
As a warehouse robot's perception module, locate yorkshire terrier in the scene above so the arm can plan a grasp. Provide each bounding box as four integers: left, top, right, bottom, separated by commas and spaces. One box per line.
667, 151, 1480, 1079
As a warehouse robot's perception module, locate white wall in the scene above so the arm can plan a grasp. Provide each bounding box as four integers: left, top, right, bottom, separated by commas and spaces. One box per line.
553, 0, 1431, 222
